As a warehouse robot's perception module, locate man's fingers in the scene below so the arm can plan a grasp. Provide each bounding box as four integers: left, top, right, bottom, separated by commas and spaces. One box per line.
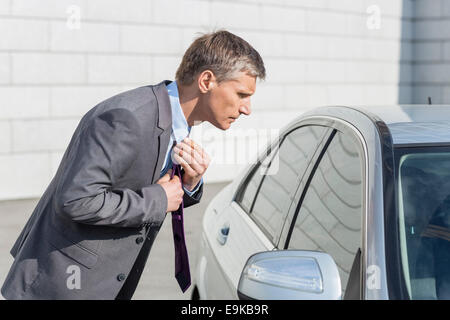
171, 138, 210, 179
180, 138, 207, 164
183, 137, 201, 152
184, 137, 211, 165
157, 169, 172, 183
170, 174, 182, 189
174, 149, 205, 175
173, 153, 198, 177
174, 143, 209, 167
173, 145, 199, 166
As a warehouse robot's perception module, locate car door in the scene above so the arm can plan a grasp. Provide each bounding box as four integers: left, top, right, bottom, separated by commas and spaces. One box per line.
279, 123, 366, 299
204, 124, 331, 299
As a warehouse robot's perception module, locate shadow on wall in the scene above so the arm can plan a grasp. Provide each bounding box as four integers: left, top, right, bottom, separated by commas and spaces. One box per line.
400, 0, 450, 104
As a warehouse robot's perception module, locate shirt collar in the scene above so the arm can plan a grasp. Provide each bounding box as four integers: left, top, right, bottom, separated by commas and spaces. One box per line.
166, 80, 191, 143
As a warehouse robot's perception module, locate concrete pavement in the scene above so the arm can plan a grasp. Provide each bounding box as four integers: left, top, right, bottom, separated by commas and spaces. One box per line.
0, 182, 229, 300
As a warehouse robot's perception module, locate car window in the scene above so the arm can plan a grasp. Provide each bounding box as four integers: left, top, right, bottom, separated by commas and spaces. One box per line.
287, 130, 364, 296
237, 125, 327, 243
395, 147, 450, 300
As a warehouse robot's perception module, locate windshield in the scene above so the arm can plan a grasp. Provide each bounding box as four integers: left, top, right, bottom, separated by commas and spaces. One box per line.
395, 146, 450, 300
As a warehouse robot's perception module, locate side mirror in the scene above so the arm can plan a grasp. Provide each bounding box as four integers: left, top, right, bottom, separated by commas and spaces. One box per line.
237, 250, 342, 300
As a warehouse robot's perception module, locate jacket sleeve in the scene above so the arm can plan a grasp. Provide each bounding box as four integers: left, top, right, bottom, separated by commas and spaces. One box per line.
53, 108, 167, 228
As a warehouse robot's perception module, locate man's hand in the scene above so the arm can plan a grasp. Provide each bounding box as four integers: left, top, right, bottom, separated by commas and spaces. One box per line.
156, 169, 184, 212
172, 138, 211, 191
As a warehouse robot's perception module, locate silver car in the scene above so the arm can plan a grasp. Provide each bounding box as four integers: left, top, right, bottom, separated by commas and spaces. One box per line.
192, 105, 450, 300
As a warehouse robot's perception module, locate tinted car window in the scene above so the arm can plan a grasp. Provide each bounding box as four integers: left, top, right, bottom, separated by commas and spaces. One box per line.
287, 130, 364, 295
396, 147, 450, 300
238, 125, 326, 243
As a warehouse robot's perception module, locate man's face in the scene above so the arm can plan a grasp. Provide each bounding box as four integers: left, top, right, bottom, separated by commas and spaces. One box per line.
203, 71, 256, 130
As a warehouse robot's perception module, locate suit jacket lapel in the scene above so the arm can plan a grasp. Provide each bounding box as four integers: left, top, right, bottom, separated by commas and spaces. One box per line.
151, 80, 172, 183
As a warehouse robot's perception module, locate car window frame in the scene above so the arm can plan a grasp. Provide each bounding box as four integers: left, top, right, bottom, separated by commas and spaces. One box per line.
279, 117, 369, 300
233, 120, 333, 246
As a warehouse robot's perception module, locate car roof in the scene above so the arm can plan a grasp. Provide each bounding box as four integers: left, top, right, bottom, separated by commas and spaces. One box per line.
305, 105, 450, 145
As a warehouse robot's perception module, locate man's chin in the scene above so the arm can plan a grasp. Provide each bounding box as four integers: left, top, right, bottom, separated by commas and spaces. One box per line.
210, 120, 231, 131
223, 121, 233, 130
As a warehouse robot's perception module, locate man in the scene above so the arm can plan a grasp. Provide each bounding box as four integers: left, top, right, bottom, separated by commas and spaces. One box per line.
1, 30, 265, 300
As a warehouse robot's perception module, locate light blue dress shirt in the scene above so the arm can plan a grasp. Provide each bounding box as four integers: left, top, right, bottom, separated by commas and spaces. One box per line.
160, 81, 203, 196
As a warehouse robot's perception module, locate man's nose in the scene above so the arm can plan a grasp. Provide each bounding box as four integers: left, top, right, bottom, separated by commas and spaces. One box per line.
239, 102, 251, 116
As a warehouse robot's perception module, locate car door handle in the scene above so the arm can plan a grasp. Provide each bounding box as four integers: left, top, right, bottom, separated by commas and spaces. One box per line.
217, 223, 230, 246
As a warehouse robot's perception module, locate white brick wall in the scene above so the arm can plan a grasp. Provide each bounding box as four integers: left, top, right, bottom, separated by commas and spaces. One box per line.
0, 0, 437, 200
11, 119, 79, 153
85, 0, 152, 23
0, 87, 49, 118
120, 25, 182, 54
12, 53, 86, 84
50, 86, 121, 117
11, 0, 85, 18
0, 121, 11, 153
87, 55, 152, 84
210, 2, 261, 30
0, 153, 52, 200
261, 5, 306, 32
152, 56, 180, 81
50, 21, 120, 52
0, 53, 10, 83
152, 0, 210, 27
0, 18, 49, 50
0, 0, 9, 15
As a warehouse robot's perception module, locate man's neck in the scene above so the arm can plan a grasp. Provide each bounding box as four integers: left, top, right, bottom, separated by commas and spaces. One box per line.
178, 83, 202, 127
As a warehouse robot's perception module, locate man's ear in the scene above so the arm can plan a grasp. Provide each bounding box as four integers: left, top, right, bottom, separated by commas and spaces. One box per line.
198, 70, 215, 93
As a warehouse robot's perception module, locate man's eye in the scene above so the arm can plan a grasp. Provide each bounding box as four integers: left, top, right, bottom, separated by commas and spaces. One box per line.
238, 93, 248, 98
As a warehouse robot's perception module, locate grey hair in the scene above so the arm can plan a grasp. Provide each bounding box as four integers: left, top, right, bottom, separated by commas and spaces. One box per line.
175, 30, 266, 85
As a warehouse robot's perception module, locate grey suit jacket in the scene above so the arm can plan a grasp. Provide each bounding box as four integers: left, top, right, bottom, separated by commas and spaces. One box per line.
1, 80, 203, 300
